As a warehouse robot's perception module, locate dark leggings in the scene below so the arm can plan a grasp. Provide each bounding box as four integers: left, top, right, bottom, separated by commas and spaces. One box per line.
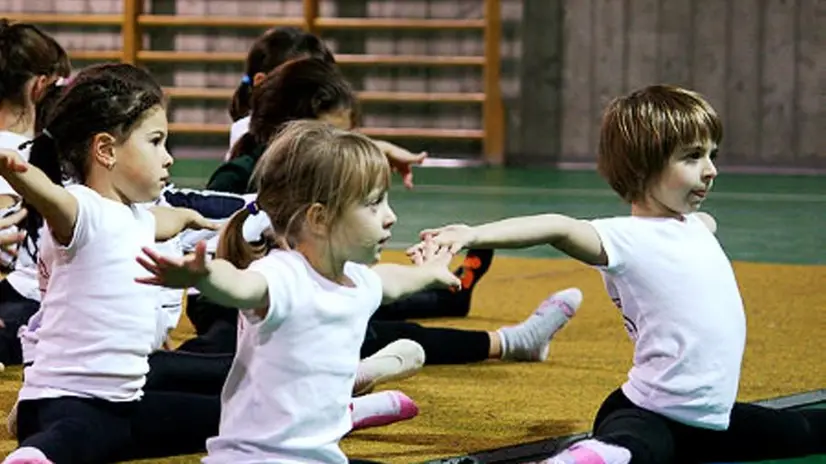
0, 279, 39, 365
16, 392, 219, 464
178, 310, 491, 365
590, 388, 826, 463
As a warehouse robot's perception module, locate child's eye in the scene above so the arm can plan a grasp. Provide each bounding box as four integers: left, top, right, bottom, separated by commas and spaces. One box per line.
687, 152, 702, 160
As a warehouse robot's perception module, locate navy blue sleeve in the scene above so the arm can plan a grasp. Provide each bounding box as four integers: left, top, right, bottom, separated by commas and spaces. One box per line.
162, 187, 246, 220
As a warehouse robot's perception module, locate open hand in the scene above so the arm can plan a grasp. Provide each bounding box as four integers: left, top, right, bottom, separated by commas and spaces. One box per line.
376, 140, 427, 189
0, 150, 29, 175
136, 240, 210, 288
409, 223, 474, 256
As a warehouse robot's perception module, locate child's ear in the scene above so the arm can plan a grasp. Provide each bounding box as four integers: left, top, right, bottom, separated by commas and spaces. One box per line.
90, 132, 118, 170
304, 203, 330, 237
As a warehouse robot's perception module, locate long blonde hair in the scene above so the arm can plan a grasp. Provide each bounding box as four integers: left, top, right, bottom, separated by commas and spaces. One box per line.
217, 120, 390, 269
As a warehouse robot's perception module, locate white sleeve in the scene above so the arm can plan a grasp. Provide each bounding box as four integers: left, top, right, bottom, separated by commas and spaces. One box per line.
588, 218, 633, 274
346, 262, 384, 316
241, 253, 299, 333
58, 185, 105, 253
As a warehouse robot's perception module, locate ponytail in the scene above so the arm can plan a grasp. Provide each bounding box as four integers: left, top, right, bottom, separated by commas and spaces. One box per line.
216, 207, 266, 270
20, 132, 62, 260
227, 131, 257, 161
228, 79, 253, 122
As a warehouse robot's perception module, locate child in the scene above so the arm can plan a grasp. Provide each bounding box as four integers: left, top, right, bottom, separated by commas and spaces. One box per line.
415, 85, 826, 464
0, 19, 71, 367
190, 58, 575, 368
1, 63, 222, 464
226, 26, 426, 188
136, 119, 461, 463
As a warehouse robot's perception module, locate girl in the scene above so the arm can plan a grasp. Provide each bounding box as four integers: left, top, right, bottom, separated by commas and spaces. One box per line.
189, 57, 577, 368
137, 119, 459, 463
1, 63, 221, 464
416, 85, 826, 464
0, 19, 71, 367
225, 26, 426, 188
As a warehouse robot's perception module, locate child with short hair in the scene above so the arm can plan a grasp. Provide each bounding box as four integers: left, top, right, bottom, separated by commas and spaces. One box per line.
416, 85, 826, 463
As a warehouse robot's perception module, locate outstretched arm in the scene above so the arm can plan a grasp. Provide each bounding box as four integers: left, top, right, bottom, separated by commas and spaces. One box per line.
150, 206, 219, 242
0, 149, 77, 246
136, 241, 269, 310
374, 238, 461, 304
417, 214, 608, 266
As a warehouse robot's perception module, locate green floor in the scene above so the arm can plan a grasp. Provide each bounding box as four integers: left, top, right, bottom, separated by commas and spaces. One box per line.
171, 160, 826, 265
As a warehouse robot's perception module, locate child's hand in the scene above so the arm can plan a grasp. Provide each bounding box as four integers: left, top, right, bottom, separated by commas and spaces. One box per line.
136, 240, 210, 288
0, 150, 29, 175
182, 209, 220, 231
417, 237, 461, 290
0, 208, 28, 254
376, 140, 427, 189
414, 224, 475, 255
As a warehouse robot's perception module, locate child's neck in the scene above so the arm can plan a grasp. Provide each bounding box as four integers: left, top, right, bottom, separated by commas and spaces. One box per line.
631, 199, 685, 221
295, 240, 354, 288
85, 168, 132, 205
0, 106, 35, 139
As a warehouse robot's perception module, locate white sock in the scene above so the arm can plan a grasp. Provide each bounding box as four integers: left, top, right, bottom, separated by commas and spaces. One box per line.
546, 439, 632, 464
350, 390, 418, 430
3, 446, 52, 463
498, 288, 582, 361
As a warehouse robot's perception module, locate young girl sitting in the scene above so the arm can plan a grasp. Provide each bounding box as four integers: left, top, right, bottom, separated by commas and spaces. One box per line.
136, 120, 461, 463
1, 63, 221, 464
415, 85, 826, 464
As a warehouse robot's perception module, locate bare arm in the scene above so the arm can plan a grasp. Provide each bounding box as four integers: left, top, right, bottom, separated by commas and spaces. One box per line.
150, 206, 219, 242
137, 241, 269, 311
373, 262, 459, 304
197, 259, 270, 310
422, 214, 608, 266
0, 149, 77, 245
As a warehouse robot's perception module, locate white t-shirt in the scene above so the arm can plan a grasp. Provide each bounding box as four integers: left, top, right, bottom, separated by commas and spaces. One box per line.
590, 214, 747, 430
19, 185, 161, 402
226, 116, 251, 161
0, 131, 41, 301
204, 250, 383, 464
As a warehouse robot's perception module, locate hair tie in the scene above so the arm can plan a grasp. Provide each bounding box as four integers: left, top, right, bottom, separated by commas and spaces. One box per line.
41, 129, 53, 139
240, 75, 252, 85
246, 201, 259, 215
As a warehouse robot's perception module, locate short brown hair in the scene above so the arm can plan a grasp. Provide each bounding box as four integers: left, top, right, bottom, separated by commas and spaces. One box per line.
598, 85, 722, 203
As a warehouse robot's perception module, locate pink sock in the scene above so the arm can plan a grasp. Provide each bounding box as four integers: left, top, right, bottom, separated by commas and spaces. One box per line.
549, 439, 631, 464
350, 390, 418, 431
3, 446, 54, 464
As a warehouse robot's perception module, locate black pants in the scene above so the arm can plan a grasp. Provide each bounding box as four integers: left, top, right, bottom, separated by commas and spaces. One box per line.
0, 279, 40, 365
590, 388, 826, 463
17, 392, 220, 464
145, 349, 232, 396
180, 301, 491, 365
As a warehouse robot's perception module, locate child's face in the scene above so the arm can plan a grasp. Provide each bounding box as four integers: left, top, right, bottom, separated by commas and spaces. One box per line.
318, 108, 353, 131
112, 106, 173, 203
645, 140, 718, 217
330, 187, 396, 265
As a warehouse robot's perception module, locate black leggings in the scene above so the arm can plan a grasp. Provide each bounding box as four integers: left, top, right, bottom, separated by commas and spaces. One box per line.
0, 279, 39, 365
590, 388, 826, 463
16, 392, 219, 464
